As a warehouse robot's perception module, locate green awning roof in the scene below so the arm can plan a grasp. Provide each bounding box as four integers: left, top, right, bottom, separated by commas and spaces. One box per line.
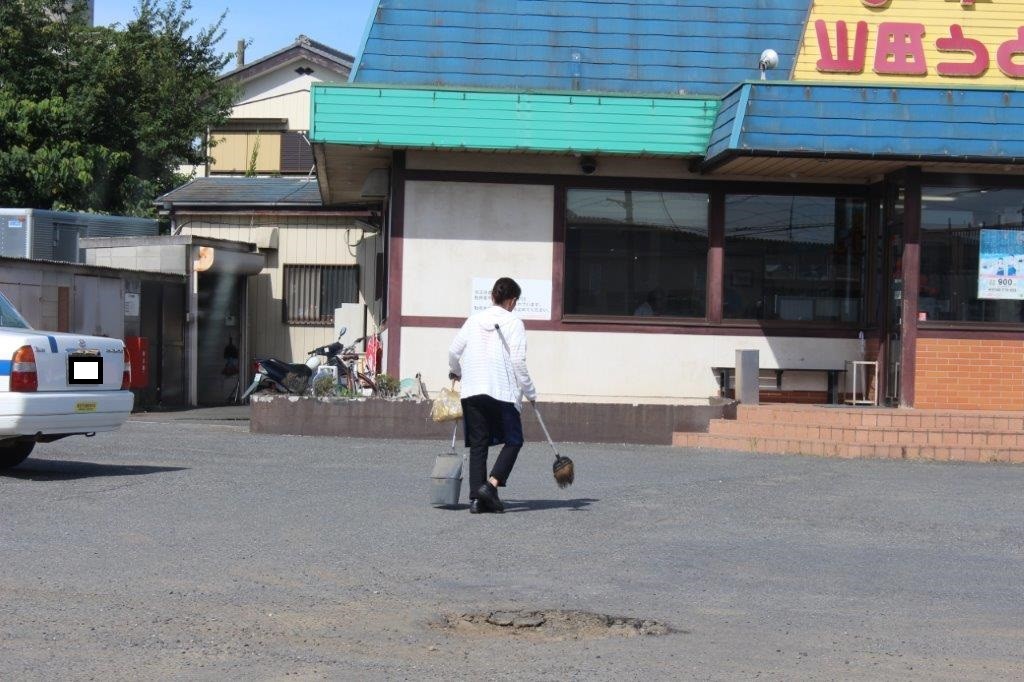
310, 84, 718, 157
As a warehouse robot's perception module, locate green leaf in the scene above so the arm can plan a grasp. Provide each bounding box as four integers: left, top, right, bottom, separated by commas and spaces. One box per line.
0, 0, 234, 214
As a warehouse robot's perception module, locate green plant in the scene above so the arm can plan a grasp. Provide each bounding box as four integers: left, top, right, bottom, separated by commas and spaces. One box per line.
0, 0, 237, 215
337, 386, 360, 399
245, 131, 261, 177
312, 373, 337, 398
375, 373, 399, 398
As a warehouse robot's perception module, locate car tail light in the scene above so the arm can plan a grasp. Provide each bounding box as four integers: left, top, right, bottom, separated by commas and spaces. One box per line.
10, 346, 38, 392
121, 348, 132, 390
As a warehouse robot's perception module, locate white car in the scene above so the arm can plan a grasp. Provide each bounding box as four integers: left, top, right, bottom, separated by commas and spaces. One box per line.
0, 291, 134, 469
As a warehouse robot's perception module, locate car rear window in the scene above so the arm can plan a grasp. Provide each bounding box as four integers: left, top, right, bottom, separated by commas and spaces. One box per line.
0, 292, 31, 329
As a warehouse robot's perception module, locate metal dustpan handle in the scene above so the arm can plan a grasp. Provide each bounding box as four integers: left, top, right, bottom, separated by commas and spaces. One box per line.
533, 403, 560, 459
450, 421, 458, 453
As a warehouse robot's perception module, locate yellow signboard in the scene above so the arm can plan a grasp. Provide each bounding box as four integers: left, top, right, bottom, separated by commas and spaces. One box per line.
793, 0, 1024, 85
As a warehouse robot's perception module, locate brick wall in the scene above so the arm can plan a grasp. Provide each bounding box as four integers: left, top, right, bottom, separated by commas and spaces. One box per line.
916, 338, 1024, 410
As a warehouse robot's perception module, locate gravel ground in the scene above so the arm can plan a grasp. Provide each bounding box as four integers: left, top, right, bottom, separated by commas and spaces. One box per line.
1, 412, 1022, 680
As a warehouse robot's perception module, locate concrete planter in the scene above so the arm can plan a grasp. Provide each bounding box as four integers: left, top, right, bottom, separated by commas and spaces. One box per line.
250, 394, 735, 445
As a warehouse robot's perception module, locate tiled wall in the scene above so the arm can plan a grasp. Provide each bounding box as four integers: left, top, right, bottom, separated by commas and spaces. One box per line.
916, 338, 1024, 410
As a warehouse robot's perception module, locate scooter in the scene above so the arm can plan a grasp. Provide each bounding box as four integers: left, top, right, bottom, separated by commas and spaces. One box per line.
240, 327, 354, 401
321, 333, 369, 392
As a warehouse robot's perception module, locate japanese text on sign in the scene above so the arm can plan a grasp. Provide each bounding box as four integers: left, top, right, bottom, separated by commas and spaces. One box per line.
470, 277, 552, 320
807, 1, 1024, 79
978, 229, 1024, 300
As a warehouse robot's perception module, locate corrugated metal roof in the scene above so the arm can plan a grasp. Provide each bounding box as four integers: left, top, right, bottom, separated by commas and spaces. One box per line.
311, 84, 719, 156
157, 178, 323, 207
705, 83, 1024, 169
351, 0, 808, 96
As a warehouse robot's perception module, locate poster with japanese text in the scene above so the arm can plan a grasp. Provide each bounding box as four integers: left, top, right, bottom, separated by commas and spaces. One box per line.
978, 229, 1024, 300
471, 277, 552, 320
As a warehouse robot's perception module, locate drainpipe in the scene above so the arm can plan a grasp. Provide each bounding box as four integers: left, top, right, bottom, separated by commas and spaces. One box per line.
238, 274, 249, 404
188, 244, 200, 407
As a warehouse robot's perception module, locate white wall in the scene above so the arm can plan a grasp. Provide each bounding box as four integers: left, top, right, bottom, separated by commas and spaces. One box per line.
232, 59, 348, 130
396, 177, 864, 403
402, 181, 554, 318
400, 326, 861, 404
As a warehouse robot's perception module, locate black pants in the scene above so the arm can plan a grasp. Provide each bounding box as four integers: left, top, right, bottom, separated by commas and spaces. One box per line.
462, 394, 524, 498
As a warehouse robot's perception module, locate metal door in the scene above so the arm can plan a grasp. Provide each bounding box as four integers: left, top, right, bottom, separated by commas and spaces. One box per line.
52, 224, 79, 262
160, 282, 187, 406
73, 275, 124, 338
882, 182, 905, 405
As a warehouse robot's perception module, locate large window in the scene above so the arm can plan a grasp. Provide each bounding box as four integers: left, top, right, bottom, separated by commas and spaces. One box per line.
283, 265, 359, 325
921, 185, 1024, 323
564, 189, 709, 318
724, 195, 867, 322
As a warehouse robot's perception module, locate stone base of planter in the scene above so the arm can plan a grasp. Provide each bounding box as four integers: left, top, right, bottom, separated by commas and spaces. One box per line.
250, 394, 735, 445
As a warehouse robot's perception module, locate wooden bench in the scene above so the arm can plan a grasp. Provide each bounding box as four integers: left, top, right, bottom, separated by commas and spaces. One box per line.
713, 366, 846, 405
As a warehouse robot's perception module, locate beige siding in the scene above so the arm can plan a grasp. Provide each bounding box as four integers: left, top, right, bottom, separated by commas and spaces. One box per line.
183, 215, 382, 365
210, 131, 282, 174
210, 132, 249, 173
232, 91, 313, 131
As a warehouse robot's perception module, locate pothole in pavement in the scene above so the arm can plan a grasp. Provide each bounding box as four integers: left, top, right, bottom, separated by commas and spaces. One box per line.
431, 609, 677, 640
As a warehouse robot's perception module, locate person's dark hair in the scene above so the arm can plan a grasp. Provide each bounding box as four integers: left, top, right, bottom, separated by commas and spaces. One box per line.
491, 277, 522, 305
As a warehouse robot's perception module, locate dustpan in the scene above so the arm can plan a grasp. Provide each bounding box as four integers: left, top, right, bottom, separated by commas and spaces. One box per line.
430, 422, 463, 507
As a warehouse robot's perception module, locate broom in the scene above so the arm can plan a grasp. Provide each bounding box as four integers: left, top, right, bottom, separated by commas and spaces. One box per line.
533, 403, 574, 488
493, 323, 574, 489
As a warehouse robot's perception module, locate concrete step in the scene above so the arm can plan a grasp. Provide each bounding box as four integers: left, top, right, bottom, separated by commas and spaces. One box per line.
733, 404, 1024, 432
672, 432, 1024, 463
706, 418, 1024, 448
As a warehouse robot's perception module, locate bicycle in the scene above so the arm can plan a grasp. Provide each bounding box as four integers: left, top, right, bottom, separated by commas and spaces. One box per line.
330, 338, 380, 396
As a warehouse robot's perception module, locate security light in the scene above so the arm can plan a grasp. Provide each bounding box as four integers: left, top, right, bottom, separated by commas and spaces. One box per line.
758, 49, 779, 80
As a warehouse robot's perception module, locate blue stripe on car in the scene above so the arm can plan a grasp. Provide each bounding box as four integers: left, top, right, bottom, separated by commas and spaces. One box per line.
47, 335, 58, 353
0, 360, 11, 376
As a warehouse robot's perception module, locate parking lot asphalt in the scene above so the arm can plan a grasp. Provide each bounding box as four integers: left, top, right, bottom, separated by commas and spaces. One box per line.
1, 414, 1022, 680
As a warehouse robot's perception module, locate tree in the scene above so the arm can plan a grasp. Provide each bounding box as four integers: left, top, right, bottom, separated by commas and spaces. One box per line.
0, 0, 236, 216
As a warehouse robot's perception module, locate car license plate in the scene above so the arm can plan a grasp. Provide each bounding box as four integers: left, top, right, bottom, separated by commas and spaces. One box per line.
68, 354, 103, 384
75, 401, 98, 413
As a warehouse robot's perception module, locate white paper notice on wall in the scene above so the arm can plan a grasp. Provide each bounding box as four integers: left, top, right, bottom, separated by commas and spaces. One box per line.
471, 277, 552, 320
123, 292, 141, 317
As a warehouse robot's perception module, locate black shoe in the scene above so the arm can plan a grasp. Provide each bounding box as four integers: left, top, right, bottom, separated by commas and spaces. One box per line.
469, 499, 483, 514
476, 483, 505, 514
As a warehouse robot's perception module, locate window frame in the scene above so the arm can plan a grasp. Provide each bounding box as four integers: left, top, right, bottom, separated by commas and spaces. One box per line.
916, 174, 1024, 329
282, 264, 360, 327
557, 181, 873, 331
562, 187, 712, 322
721, 192, 871, 327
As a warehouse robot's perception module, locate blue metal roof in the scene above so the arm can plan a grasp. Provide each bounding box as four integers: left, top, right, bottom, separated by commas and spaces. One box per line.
351, 0, 809, 96
705, 82, 1024, 168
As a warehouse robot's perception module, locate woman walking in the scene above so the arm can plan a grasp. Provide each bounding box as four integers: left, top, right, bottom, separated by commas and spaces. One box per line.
448, 277, 537, 513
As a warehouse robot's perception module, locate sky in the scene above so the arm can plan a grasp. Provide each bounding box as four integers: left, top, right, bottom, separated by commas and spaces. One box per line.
94, 0, 379, 67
